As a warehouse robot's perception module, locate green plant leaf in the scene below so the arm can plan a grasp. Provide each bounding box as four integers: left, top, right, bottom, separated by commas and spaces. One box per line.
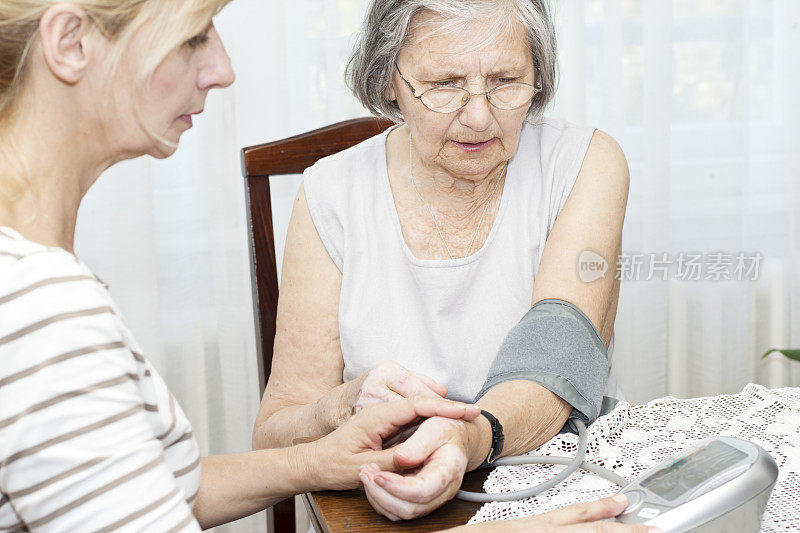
761, 349, 800, 362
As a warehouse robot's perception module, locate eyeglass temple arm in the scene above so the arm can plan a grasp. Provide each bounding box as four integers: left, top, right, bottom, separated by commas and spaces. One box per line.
395, 64, 418, 97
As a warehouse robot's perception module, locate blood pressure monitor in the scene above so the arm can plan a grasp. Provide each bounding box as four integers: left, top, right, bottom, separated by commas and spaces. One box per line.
615, 436, 778, 532
457, 421, 778, 532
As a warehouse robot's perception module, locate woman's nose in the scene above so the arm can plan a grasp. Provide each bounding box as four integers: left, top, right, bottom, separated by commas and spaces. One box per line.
198, 28, 236, 90
457, 92, 493, 132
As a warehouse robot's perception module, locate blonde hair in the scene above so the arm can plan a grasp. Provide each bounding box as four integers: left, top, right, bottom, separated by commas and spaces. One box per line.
0, 0, 231, 199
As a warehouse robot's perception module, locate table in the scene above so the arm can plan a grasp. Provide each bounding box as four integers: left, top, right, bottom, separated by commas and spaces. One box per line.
301, 469, 490, 532
301, 385, 800, 532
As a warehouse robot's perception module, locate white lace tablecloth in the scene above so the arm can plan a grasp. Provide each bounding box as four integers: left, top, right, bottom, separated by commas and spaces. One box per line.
469, 384, 800, 532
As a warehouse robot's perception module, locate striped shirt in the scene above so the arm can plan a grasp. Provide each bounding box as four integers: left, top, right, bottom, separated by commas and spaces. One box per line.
0, 227, 201, 532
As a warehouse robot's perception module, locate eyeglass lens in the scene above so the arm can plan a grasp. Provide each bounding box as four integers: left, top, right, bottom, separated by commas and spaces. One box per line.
420, 84, 536, 112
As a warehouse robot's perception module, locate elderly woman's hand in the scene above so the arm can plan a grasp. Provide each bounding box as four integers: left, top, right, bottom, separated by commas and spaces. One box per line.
358, 415, 478, 520
334, 361, 447, 424
309, 397, 479, 492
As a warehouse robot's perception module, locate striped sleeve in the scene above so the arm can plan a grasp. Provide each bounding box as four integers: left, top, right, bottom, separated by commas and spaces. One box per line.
0, 250, 201, 532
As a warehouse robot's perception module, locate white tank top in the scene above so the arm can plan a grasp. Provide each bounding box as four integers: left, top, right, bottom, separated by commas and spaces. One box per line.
303, 117, 622, 402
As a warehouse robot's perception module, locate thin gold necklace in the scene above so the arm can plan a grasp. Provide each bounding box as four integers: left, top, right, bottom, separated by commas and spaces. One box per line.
408, 135, 504, 260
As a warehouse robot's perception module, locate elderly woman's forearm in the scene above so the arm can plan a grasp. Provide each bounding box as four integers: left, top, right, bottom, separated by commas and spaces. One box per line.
465, 380, 570, 469
253, 404, 324, 448
252, 387, 350, 449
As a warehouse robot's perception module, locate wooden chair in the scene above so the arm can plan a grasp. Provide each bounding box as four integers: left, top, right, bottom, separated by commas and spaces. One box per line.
240, 116, 394, 533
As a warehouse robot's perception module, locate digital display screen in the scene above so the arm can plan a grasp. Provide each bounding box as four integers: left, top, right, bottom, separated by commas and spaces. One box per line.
640, 441, 748, 501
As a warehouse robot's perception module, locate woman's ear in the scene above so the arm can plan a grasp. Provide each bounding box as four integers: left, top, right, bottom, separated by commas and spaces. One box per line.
38, 4, 93, 84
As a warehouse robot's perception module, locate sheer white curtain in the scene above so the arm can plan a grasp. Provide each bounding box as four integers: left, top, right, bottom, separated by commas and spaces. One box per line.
73, 1, 799, 532
547, 0, 800, 403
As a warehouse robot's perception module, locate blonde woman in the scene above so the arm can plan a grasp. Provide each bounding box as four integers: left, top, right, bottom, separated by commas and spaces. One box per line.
0, 1, 647, 531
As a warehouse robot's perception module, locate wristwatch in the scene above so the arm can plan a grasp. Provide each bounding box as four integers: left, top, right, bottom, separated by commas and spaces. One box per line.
478, 409, 504, 469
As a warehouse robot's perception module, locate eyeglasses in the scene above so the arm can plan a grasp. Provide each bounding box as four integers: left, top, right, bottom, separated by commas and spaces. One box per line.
395, 65, 541, 114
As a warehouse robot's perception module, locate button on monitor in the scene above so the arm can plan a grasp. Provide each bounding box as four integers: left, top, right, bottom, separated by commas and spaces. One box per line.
619, 491, 645, 516
638, 507, 661, 520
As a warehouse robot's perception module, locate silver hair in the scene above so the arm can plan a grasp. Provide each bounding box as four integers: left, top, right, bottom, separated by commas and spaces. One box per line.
345, 0, 558, 122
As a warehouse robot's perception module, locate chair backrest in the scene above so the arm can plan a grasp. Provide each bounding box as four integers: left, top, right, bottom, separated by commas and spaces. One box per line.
241, 116, 393, 533
240, 117, 394, 396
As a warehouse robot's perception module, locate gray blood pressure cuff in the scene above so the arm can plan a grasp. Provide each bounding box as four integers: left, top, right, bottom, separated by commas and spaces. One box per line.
474, 299, 609, 425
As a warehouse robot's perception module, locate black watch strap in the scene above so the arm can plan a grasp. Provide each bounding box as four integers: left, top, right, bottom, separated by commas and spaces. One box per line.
478, 409, 504, 469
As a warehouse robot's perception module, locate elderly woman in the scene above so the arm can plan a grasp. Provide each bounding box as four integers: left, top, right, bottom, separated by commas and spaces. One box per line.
254, 0, 629, 521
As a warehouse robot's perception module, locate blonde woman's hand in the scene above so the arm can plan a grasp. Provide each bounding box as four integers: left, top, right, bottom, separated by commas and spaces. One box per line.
308, 397, 480, 491
445, 495, 661, 532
